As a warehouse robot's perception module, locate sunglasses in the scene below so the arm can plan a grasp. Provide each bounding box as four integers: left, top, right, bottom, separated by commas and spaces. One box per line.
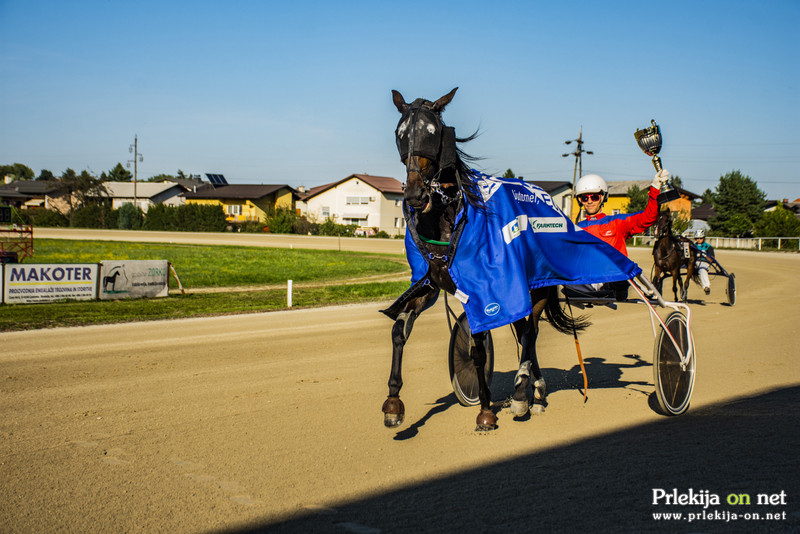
579, 193, 602, 203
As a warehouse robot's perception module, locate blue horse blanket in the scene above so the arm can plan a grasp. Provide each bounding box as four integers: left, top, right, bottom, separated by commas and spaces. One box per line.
385, 171, 642, 334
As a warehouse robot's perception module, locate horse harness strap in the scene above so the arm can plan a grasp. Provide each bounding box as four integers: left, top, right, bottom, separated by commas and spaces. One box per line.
564, 295, 589, 403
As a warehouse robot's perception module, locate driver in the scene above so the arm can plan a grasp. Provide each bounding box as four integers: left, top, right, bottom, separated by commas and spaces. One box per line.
575, 170, 669, 256
565, 170, 669, 299
693, 228, 714, 295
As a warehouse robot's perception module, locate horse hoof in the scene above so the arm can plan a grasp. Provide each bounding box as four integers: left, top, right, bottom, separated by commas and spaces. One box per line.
533, 379, 547, 401
509, 398, 530, 417
476, 409, 497, 431
382, 396, 405, 428
384, 413, 404, 427
532, 404, 546, 414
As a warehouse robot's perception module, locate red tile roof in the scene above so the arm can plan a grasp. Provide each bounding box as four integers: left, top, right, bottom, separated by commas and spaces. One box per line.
302, 174, 403, 199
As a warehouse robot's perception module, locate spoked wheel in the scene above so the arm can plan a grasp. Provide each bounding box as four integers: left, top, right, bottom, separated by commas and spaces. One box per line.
653, 311, 695, 415
448, 312, 494, 407
726, 273, 736, 306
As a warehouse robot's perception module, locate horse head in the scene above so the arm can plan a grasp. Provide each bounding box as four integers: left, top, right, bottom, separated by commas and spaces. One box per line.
655, 209, 673, 238
392, 88, 460, 213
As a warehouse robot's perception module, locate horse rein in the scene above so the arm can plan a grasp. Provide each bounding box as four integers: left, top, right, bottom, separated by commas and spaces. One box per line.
400, 105, 463, 207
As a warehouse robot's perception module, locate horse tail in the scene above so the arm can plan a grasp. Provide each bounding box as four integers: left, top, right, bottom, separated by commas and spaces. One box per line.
544, 286, 591, 335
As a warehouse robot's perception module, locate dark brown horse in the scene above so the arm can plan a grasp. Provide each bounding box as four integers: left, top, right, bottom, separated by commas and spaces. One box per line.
381, 88, 589, 431
652, 210, 699, 301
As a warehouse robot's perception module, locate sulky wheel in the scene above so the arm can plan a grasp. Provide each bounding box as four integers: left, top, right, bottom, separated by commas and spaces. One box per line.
726, 273, 736, 306
653, 311, 695, 415
448, 312, 494, 407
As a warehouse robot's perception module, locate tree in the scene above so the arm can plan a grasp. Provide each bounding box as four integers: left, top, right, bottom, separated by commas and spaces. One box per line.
53, 168, 109, 227
117, 202, 144, 230
0, 163, 35, 181
625, 184, 648, 214
669, 174, 683, 189
671, 210, 690, 235
699, 188, 715, 206
107, 162, 133, 182
755, 204, 800, 237
502, 169, 516, 179
707, 170, 766, 237
36, 169, 56, 181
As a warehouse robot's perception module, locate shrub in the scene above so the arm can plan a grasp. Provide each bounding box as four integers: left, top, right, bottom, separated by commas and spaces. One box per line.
24, 209, 68, 227
143, 204, 227, 232
318, 219, 357, 237
239, 220, 267, 233
73, 203, 115, 229
117, 203, 144, 230
263, 207, 298, 234
293, 217, 319, 235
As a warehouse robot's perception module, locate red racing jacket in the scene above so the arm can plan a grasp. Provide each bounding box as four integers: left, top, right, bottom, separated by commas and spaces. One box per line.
577, 186, 659, 257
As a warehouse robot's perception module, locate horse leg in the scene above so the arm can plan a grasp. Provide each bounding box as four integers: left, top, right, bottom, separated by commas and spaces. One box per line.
529, 294, 548, 413
652, 266, 663, 295
509, 317, 533, 417
684, 260, 695, 300
470, 330, 497, 430
382, 291, 437, 428
670, 270, 680, 301
680, 271, 689, 301
510, 291, 548, 416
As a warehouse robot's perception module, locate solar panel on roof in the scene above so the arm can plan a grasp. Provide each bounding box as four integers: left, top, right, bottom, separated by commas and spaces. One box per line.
205, 173, 228, 185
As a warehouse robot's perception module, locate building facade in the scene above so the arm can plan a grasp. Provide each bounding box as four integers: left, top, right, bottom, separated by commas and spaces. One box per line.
301, 174, 404, 236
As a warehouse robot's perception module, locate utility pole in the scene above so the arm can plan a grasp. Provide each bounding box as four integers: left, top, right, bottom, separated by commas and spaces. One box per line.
562, 126, 593, 220
128, 135, 143, 208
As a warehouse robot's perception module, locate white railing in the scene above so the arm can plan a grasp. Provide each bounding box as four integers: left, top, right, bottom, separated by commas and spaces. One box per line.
632, 235, 800, 251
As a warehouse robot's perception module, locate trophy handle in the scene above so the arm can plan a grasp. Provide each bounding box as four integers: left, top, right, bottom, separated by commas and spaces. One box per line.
651, 155, 662, 173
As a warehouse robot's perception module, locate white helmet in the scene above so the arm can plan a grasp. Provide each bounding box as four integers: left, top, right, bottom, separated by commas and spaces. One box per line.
575, 174, 608, 204
694, 229, 706, 238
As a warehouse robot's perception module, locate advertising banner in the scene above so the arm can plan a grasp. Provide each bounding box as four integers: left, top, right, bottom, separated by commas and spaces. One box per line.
4, 263, 99, 304
98, 260, 169, 300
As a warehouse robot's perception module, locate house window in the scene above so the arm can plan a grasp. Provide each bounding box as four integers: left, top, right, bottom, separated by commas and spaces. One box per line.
562, 195, 572, 212
227, 204, 242, 215
346, 196, 370, 205
612, 209, 621, 215
343, 217, 368, 226
321, 206, 330, 218
394, 217, 406, 228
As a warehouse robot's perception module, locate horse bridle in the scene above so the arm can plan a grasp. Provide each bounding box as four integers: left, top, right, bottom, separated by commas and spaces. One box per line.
396, 103, 462, 206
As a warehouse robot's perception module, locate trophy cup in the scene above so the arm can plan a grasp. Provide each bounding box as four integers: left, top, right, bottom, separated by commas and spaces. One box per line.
634, 119, 679, 204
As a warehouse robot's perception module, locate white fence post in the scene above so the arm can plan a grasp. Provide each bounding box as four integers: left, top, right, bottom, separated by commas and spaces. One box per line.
288, 279, 293, 308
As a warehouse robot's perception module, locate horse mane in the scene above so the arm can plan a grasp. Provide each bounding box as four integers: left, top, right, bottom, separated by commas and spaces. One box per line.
447, 127, 485, 210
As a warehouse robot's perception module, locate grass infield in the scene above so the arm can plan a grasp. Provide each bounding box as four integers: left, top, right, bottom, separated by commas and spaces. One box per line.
0, 239, 411, 331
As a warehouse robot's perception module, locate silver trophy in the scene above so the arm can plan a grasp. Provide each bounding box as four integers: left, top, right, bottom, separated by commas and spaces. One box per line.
634, 120, 679, 204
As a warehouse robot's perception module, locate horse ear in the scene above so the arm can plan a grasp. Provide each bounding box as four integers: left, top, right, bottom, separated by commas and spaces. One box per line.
392, 90, 408, 113
431, 87, 458, 112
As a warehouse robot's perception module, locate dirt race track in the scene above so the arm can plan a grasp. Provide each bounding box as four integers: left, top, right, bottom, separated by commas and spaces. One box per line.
2, 238, 799, 533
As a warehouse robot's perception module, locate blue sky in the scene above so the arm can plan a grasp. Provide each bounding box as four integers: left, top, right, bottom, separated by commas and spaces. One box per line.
1, 0, 798, 200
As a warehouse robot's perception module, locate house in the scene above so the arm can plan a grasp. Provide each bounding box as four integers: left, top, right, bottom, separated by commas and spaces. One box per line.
765, 199, 800, 220
0, 180, 63, 210
569, 180, 699, 219
691, 203, 717, 221
301, 174, 404, 236
527, 180, 572, 214
184, 183, 300, 224
95, 181, 188, 212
